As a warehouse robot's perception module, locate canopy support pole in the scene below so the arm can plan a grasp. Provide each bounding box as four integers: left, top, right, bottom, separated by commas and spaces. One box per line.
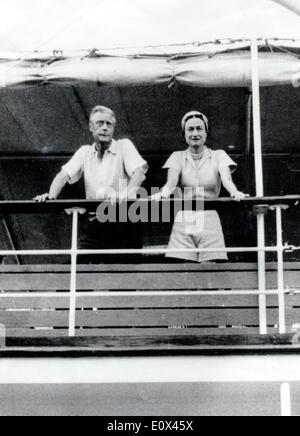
251, 38, 267, 335
245, 90, 253, 254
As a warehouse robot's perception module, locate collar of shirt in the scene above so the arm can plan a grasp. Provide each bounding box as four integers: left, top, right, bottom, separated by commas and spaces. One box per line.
92, 140, 117, 157
184, 146, 211, 170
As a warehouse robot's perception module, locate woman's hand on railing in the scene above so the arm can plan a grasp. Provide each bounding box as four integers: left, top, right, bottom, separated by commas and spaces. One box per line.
33, 193, 52, 203
231, 191, 250, 202
151, 187, 171, 202
151, 192, 163, 202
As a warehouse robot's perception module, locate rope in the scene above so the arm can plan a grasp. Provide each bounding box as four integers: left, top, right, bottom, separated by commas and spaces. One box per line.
2, 38, 300, 59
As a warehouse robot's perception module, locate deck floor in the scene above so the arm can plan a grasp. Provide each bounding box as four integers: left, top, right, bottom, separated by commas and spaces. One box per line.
0, 382, 290, 416
1, 354, 300, 416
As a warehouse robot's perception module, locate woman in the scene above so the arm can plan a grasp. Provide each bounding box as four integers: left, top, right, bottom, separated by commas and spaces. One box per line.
153, 111, 248, 263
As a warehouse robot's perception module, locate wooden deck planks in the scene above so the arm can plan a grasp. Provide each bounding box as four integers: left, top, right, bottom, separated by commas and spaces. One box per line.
0, 265, 299, 293
0, 271, 297, 291
0, 307, 279, 329
0, 311, 68, 327
0, 262, 299, 273
3, 327, 265, 338
0, 263, 298, 340
0, 272, 259, 290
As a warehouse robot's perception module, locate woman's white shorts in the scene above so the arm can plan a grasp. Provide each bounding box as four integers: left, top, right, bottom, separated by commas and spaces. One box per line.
166, 210, 228, 263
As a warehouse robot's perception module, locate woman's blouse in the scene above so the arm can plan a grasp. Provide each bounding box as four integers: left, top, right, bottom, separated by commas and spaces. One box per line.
163, 146, 237, 200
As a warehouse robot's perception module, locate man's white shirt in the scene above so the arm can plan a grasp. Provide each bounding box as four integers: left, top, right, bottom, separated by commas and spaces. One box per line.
62, 139, 148, 199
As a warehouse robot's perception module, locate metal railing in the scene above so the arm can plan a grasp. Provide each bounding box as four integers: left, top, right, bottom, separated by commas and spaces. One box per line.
0, 196, 299, 337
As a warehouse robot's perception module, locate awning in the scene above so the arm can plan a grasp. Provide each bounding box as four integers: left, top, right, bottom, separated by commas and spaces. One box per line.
1, 40, 300, 88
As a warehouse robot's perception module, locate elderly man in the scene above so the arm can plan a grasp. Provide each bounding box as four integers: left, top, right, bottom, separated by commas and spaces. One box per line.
34, 106, 148, 263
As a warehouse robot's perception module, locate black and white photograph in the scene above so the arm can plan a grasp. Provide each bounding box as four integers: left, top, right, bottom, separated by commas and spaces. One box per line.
0, 0, 300, 418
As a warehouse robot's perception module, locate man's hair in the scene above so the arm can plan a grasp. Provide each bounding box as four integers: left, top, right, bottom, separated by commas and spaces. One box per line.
89, 106, 117, 124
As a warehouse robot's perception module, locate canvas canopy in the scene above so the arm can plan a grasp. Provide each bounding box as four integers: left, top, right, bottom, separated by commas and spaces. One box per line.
2, 0, 300, 89
0, 38, 300, 156
1, 40, 300, 89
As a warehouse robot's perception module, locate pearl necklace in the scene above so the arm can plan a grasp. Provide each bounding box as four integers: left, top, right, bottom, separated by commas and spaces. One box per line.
191, 150, 205, 160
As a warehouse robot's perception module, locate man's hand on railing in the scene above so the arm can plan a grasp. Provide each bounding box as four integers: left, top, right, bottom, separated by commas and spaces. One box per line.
96, 187, 138, 204
231, 191, 250, 202
33, 193, 52, 203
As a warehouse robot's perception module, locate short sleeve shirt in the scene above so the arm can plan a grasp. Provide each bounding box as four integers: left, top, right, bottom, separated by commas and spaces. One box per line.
163, 147, 237, 199
62, 139, 148, 199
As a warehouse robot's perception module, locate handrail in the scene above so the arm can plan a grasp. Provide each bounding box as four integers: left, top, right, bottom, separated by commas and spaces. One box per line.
0, 195, 299, 214
0, 197, 294, 337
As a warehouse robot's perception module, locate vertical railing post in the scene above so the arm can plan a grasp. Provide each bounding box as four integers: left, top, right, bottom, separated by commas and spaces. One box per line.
281, 383, 292, 417
65, 208, 86, 337
257, 214, 267, 334
270, 205, 289, 334
251, 38, 267, 334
